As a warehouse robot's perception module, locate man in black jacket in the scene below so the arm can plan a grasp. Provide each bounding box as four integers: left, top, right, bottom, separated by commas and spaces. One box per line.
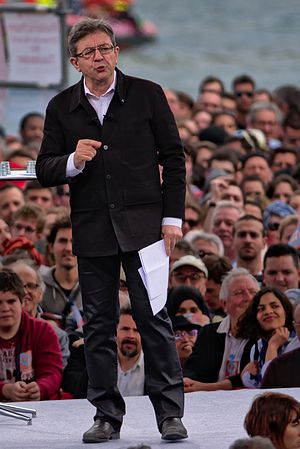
36, 18, 186, 444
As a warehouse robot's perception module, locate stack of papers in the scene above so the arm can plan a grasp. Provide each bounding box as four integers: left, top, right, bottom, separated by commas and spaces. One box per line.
138, 240, 169, 315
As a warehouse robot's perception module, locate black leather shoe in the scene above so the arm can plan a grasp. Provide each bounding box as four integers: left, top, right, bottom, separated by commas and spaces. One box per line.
161, 417, 188, 441
82, 419, 120, 443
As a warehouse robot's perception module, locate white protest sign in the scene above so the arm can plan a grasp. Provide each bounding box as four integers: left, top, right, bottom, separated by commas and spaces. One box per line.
3, 12, 62, 85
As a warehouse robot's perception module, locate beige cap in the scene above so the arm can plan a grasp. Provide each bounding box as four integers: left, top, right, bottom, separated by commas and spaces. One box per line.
170, 255, 208, 277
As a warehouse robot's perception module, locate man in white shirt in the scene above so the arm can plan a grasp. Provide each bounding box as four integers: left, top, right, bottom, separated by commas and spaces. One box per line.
117, 305, 144, 397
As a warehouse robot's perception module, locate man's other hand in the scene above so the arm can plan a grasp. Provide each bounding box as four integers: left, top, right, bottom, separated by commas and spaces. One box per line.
161, 225, 182, 257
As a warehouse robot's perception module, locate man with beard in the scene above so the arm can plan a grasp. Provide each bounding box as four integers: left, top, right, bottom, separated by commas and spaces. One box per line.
62, 304, 145, 397
117, 305, 144, 396
233, 215, 266, 280
41, 216, 82, 331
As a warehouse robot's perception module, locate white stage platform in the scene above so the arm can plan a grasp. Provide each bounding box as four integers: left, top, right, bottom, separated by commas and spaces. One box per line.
2, 389, 300, 449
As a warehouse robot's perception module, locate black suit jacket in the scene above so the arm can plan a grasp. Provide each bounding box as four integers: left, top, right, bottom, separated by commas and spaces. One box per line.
184, 322, 254, 387
36, 69, 185, 256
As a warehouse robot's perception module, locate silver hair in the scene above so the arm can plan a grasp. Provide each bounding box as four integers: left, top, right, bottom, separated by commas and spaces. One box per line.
4, 258, 46, 294
248, 101, 283, 125
68, 18, 116, 57
219, 267, 259, 302
211, 200, 243, 227
229, 436, 275, 449
189, 231, 224, 256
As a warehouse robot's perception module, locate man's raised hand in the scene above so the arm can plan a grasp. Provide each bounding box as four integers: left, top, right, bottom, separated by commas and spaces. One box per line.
74, 139, 102, 169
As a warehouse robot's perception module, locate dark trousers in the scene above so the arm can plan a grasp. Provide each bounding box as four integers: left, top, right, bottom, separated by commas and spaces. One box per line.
78, 251, 184, 431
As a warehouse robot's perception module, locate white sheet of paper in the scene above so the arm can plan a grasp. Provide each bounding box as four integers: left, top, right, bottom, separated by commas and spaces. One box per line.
138, 239, 169, 315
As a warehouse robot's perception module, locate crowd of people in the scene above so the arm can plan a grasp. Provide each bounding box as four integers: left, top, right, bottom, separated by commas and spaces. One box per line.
1, 57, 300, 447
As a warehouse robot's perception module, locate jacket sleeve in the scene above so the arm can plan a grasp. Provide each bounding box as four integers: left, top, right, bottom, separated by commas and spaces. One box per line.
33, 320, 63, 400
36, 100, 71, 187
260, 360, 278, 388
150, 84, 186, 220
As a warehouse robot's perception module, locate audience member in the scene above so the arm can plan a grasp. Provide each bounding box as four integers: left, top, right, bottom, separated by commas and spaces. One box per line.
210, 201, 243, 262
282, 108, 300, 149
244, 392, 300, 449
167, 285, 210, 326
233, 215, 266, 278
62, 305, 145, 398
263, 243, 300, 292
10, 203, 45, 245
0, 185, 25, 225
3, 258, 70, 367
169, 255, 207, 296
186, 231, 224, 258
269, 146, 299, 173
24, 180, 55, 210
19, 112, 44, 150
202, 255, 232, 321
261, 301, 300, 388
232, 74, 256, 128
279, 215, 298, 244
236, 286, 295, 388
247, 102, 282, 149
267, 174, 297, 204
171, 315, 202, 368
0, 269, 63, 401
262, 201, 297, 246
241, 175, 267, 202
183, 268, 259, 391
241, 153, 273, 185
169, 240, 194, 266
41, 216, 82, 331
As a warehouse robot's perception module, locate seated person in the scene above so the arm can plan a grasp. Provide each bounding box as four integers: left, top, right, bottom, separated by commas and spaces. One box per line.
167, 285, 210, 326
0, 269, 63, 401
2, 257, 70, 368
171, 315, 201, 368
236, 286, 297, 388
183, 268, 259, 392
62, 304, 145, 398
261, 302, 300, 388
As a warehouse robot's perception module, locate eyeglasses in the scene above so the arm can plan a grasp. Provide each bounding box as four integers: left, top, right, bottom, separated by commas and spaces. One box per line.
234, 91, 254, 98
13, 223, 36, 234
174, 329, 198, 341
197, 250, 215, 258
231, 288, 258, 297
75, 44, 116, 60
23, 283, 40, 291
173, 273, 206, 283
267, 222, 280, 231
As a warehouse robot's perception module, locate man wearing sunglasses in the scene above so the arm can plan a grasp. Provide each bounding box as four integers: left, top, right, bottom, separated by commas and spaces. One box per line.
232, 74, 256, 128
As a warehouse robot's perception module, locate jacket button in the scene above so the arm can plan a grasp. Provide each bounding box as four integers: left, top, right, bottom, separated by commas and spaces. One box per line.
110, 203, 115, 209
106, 174, 111, 180
103, 145, 108, 150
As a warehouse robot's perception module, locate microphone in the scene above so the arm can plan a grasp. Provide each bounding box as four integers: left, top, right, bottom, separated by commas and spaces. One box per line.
104, 112, 114, 121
